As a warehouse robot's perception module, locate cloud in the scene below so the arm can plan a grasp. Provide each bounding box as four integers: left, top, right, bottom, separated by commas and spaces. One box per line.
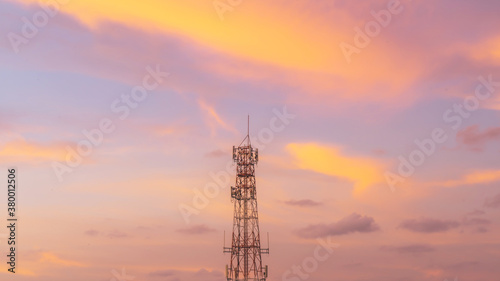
149, 269, 176, 277
296, 213, 379, 238
456, 125, 500, 151
484, 193, 500, 208
0, 0, 447, 113
284, 199, 322, 207
0, 139, 67, 163
107, 230, 129, 239
399, 218, 460, 233
149, 121, 194, 137
176, 224, 216, 235
39, 252, 86, 267
84, 229, 99, 236
485, 96, 500, 111
8, 0, 348, 76
205, 149, 226, 158
446, 261, 480, 271
287, 143, 384, 194
476, 227, 489, 233
427, 170, 500, 188
148, 268, 223, 281
342, 262, 363, 268
465, 209, 485, 216
462, 218, 491, 226
4, 0, 500, 122
198, 99, 237, 136
193, 269, 224, 279
381, 244, 435, 254
461, 217, 491, 233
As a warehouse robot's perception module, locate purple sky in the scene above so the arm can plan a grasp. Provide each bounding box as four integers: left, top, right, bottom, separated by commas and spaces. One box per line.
1, 0, 500, 280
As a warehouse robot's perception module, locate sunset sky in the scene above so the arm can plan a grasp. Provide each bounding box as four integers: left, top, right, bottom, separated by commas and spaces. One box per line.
1, 0, 500, 280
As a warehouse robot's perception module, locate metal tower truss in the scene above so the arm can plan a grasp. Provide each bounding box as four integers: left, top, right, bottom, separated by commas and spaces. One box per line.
224, 121, 269, 281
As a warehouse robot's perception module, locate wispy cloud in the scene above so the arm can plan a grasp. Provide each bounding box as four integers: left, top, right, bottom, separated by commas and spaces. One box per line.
427, 170, 500, 188
107, 230, 129, 239
462, 217, 491, 233
149, 269, 176, 277
484, 193, 500, 208
457, 125, 500, 151
148, 268, 224, 281
176, 224, 216, 235
296, 213, 379, 238
284, 199, 322, 207
40, 252, 86, 267
462, 217, 491, 226
0, 139, 67, 163
204, 149, 226, 158
198, 99, 237, 136
399, 217, 460, 233
84, 229, 99, 236
381, 244, 435, 254
465, 209, 486, 216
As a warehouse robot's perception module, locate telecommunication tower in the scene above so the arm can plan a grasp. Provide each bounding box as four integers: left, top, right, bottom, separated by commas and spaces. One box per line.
224, 117, 269, 281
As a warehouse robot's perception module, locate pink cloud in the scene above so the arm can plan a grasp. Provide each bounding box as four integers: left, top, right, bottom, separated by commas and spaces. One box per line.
284, 199, 322, 207
399, 218, 460, 233
484, 193, 500, 208
295, 213, 379, 238
457, 125, 500, 151
148, 268, 224, 281
107, 230, 129, 239
84, 229, 99, 236
204, 149, 226, 158
176, 224, 216, 235
381, 244, 435, 254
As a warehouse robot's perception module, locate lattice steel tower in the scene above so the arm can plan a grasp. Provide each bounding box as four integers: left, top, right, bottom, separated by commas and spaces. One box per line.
224, 118, 269, 281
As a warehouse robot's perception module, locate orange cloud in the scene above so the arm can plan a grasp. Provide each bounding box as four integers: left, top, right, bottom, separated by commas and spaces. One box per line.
427, 170, 500, 188
484, 96, 500, 111
14, 0, 338, 71
0, 140, 67, 163
467, 36, 500, 63
198, 99, 237, 136
13, 0, 423, 103
286, 143, 384, 194
148, 121, 194, 137
40, 252, 87, 267
0, 268, 36, 276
